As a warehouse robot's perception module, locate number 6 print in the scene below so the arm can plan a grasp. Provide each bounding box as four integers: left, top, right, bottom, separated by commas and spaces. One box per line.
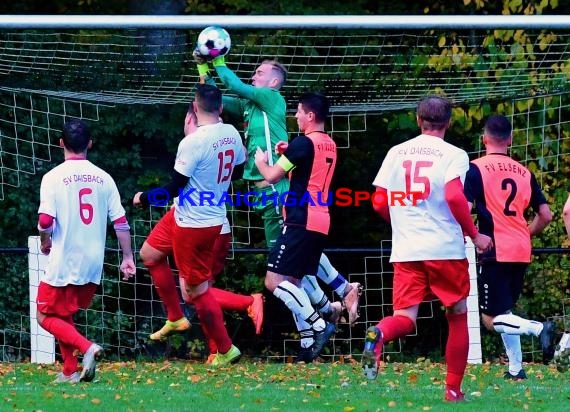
79, 187, 94, 224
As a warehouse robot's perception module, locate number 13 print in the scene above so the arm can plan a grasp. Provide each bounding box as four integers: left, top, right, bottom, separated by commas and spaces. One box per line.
217, 149, 235, 183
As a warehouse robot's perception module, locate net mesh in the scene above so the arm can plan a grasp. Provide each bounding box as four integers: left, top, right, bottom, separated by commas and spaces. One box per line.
1, 30, 569, 108
2, 28, 569, 198
2, 25, 568, 362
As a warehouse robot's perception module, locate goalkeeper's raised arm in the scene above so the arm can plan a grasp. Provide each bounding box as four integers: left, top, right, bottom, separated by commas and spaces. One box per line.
193, 50, 288, 247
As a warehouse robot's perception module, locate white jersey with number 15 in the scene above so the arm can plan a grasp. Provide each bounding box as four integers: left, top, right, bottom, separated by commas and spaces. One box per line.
373, 134, 469, 262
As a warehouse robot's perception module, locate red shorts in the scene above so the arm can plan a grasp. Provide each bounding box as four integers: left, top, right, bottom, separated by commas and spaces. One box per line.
212, 233, 231, 277
36, 281, 98, 317
146, 208, 222, 286
392, 259, 469, 309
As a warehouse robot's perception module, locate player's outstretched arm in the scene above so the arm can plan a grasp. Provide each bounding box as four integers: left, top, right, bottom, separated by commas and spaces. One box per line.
445, 177, 493, 253
254, 146, 287, 184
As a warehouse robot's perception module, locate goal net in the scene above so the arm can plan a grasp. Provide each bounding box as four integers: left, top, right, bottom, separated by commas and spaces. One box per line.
2, 16, 569, 363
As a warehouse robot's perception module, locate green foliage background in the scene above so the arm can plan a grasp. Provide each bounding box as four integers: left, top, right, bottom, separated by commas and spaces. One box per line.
1, 0, 569, 362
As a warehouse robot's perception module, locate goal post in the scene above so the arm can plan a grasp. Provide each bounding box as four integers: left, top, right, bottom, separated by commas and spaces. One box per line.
27, 234, 483, 364
4, 14, 569, 364
28, 236, 55, 364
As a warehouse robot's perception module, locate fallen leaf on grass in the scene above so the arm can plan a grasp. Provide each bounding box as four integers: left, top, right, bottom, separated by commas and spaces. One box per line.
188, 375, 202, 383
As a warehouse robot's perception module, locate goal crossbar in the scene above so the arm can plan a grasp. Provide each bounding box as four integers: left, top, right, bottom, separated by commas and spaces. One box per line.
1, 14, 570, 30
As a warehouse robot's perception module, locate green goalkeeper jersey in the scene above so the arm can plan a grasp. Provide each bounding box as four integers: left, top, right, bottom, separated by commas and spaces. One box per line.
208, 65, 288, 181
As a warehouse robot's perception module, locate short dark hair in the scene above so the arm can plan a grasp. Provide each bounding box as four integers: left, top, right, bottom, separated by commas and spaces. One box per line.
62, 119, 91, 153
299, 92, 330, 123
262, 59, 288, 87
417, 96, 452, 129
195, 84, 222, 114
484, 115, 512, 141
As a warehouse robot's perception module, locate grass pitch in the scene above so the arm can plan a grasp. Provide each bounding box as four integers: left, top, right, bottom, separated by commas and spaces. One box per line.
1, 359, 569, 411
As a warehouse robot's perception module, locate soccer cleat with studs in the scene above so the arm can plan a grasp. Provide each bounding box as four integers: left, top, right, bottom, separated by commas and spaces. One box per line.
444, 387, 466, 402
362, 326, 382, 380
312, 322, 336, 359
539, 320, 556, 364
149, 317, 190, 341
343, 282, 363, 325
211, 345, 241, 367
504, 369, 527, 380
53, 371, 81, 384
247, 293, 264, 335
294, 346, 316, 363
80, 343, 103, 382
323, 301, 343, 326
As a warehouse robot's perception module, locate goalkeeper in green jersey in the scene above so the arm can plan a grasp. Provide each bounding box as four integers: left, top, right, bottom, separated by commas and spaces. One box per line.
194, 51, 362, 339
199, 55, 288, 247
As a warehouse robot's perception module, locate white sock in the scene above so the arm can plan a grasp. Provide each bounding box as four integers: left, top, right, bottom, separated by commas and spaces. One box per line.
316, 253, 348, 299
273, 280, 325, 331
302, 275, 331, 315
501, 333, 523, 374
294, 314, 314, 348
493, 313, 543, 336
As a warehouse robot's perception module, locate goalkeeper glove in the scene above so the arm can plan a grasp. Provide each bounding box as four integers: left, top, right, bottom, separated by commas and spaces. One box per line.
197, 62, 210, 77
192, 49, 210, 77
212, 55, 226, 67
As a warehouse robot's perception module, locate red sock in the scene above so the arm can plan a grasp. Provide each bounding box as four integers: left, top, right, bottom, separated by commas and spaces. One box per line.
40, 315, 91, 354
60, 342, 79, 376
181, 296, 217, 354
445, 312, 468, 389
210, 287, 253, 312
147, 260, 184, 321
193, 288, 232, 354
207, 337, 218, 354
378, 315, 415, 342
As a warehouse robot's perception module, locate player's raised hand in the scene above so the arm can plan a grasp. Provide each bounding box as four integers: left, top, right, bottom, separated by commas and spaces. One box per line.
254, 146, 268, 165
133, 192, 143, 207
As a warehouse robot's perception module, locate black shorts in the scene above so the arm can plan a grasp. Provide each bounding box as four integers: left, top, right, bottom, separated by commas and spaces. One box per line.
477, 261, 528, 316
267, 224, 326, 279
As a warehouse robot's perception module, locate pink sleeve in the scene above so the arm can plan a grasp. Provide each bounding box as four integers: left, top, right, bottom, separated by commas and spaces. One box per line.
372, 187, 390, 223
38, 213, 54, 229
445, 177, 478, 239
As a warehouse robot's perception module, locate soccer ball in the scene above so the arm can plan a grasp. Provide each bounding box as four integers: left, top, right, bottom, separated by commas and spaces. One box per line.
196, 26, 231, 59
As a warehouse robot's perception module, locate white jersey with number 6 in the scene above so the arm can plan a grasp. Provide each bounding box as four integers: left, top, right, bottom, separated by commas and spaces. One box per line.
174, 122, 246, 228
373, 134, 469, 262
38, 159, 126, 286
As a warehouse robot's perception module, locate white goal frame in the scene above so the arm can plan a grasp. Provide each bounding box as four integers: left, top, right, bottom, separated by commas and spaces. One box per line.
15, 14, 570, 364
1, 14, 570, 29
